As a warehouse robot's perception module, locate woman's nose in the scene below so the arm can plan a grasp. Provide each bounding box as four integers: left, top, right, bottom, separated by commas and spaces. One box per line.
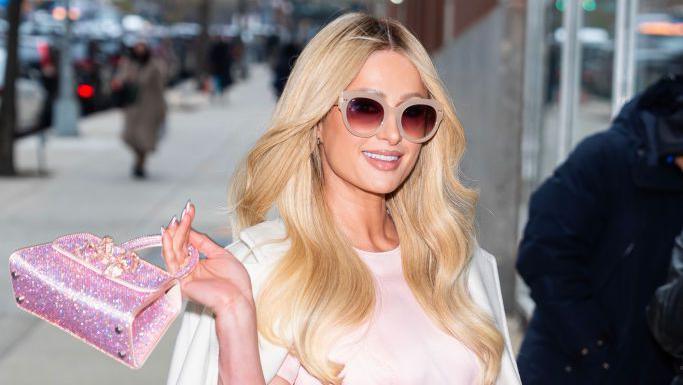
375, 111, 402, 145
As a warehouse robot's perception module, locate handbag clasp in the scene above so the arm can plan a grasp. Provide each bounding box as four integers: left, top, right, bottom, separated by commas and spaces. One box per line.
75, 236, 141, 278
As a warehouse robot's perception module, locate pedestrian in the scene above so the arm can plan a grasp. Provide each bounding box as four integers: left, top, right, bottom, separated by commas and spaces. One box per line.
163, 13, 521, 385
516, 75, 683, 385
231, 35, 248, 80
112, 38, 167, 179
272, 41, 301, 98
648, 229, 683, 385
38, 43, 59, 129
208, 36, 233, 101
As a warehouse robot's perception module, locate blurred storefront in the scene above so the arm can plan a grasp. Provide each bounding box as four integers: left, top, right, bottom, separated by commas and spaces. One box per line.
372, 0, 683, 318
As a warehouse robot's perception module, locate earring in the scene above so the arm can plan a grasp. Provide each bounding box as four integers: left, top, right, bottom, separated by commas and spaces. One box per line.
316, 136, 321, 145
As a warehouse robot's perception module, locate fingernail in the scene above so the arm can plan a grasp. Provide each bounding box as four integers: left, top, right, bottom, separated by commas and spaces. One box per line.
181, 207, 187, 220
169, 216, 178, 226
161, 226, 165, 236
185, 200, 192, 213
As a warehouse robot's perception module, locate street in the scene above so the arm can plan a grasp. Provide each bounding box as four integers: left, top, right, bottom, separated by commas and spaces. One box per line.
0, 64, 276, 384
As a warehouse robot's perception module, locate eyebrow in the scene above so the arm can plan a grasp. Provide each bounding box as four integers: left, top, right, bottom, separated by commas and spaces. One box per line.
351, 88, 429, 102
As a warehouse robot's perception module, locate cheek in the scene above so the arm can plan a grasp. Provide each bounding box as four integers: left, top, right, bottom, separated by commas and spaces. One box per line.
321, 116, 365, 173
399, 145, 422, 178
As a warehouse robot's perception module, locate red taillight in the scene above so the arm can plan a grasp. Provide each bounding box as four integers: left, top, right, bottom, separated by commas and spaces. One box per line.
37, 41, 51, 66
77, 84, 94, 99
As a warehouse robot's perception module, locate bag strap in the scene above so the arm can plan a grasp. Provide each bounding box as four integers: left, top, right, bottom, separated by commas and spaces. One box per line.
120, 235, 199, 280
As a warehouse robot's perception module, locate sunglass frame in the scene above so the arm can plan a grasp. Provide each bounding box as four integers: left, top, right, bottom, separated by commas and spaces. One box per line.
336, 90, 444, 144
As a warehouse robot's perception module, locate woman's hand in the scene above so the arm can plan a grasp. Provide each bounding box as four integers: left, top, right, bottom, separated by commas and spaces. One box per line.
162, 202, 266, 385
160, 201, 255, 317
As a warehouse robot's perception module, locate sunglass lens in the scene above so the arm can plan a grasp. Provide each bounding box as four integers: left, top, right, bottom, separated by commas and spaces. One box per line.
346, 97, 384, 133
402, 104, 437, 140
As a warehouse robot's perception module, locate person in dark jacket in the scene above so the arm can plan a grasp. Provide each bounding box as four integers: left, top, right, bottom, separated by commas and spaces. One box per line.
208, 36, 233, 100
272, 42, 301, 98
648, 230, 683, 385
516, 75, 683, 385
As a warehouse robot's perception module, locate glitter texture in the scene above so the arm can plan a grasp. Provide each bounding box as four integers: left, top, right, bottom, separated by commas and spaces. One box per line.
8, 233, 198, 369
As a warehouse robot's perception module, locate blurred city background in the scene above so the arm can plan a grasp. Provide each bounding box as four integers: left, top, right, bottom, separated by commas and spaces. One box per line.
0, 0, 681, 383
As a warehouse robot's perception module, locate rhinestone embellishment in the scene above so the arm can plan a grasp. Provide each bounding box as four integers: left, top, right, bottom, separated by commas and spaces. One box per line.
74, 236, 140, 278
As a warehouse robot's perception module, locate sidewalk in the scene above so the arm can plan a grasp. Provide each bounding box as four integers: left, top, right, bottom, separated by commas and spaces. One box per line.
0, 64, 276, 384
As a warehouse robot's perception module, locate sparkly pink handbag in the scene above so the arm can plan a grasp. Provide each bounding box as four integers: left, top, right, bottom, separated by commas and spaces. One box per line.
8, 232, 199, 369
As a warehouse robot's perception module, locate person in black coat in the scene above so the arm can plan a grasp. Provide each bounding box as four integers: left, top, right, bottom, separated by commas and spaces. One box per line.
648, 230, 683, 385
208, 37, 234, 98
272, 42, 301, 99
516, 75, 683, 385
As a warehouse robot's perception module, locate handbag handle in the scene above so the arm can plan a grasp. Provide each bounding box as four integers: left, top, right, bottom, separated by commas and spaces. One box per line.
120, 235, 199, 280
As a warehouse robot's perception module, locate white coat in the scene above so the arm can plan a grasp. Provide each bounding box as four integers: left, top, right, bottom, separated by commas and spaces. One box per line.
165, 218, 522, 385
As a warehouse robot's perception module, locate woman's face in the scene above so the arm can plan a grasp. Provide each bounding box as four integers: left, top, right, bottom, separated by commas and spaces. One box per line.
317, 49, 427, 195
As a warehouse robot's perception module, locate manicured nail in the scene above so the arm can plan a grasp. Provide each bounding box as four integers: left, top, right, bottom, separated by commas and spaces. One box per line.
169, 216, 178, 226
161, 226, 165, 236
181, 200, 192, 220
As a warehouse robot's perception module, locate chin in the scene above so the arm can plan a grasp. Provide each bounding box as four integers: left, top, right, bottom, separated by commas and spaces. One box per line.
360, 179, 402, 195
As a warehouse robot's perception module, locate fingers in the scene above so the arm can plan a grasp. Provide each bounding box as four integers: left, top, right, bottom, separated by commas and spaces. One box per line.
162, 200, 195, 272
188, 229, 236, 261
173, 201, 194, 257
161, 225, 178, 273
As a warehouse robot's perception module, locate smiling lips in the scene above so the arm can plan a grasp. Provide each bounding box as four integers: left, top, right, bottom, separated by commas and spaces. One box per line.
362, 150, 403, 171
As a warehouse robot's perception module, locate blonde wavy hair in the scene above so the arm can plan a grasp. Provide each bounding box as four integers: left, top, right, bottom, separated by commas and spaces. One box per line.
228, 12, 503, 385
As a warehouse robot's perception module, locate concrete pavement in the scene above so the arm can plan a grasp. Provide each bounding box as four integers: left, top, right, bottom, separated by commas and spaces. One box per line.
0, 64, 276, 384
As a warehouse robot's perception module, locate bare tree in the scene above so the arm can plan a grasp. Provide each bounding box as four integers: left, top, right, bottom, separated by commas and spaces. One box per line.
0, 0, 22, 175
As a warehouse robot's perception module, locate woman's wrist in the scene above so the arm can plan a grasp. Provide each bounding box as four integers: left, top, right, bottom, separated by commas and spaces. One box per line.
213, 294, 256, 326
214, 296, 265, 385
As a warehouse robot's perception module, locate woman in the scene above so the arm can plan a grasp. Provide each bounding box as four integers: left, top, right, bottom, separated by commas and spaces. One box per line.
162, 13, 521, 385
112, 39, 167, 179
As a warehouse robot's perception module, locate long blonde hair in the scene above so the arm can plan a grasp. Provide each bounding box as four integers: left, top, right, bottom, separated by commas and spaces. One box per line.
228, 12, 503, 385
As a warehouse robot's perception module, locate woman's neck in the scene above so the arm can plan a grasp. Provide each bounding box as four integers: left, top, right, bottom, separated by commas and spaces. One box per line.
322, 176, 399, 252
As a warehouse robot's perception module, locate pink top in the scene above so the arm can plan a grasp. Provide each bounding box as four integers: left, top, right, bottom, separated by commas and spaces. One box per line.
275, 245, 481, 384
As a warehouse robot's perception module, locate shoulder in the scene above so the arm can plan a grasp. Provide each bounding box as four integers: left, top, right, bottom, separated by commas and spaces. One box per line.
225, 217, 290, 260
558, 130, 628, 177
224, 218, 290, 274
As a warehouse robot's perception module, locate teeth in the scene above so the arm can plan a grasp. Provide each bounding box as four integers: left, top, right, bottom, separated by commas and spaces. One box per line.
363, 151, 399, 161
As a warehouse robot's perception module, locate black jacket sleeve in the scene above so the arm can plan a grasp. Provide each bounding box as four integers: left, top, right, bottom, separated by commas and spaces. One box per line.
647, 231, 683, 359
517, 133, 616, 360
